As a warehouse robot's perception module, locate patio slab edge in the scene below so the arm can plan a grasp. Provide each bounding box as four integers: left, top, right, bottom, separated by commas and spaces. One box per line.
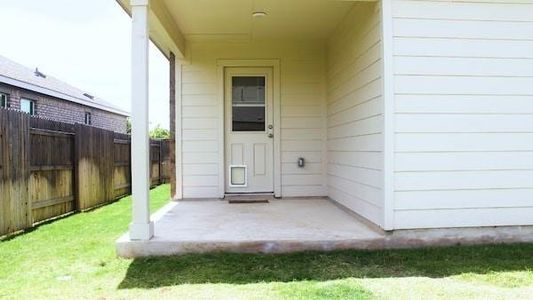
116, 225, 533, 257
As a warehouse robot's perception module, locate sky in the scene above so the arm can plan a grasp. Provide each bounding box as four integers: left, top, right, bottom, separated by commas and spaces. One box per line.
0, 0, 170, 129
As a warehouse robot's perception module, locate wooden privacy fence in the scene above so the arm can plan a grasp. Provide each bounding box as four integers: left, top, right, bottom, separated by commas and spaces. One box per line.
0, 109, 171, 236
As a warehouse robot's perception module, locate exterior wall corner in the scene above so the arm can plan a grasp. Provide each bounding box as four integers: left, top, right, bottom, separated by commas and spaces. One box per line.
380, 0, 395, 231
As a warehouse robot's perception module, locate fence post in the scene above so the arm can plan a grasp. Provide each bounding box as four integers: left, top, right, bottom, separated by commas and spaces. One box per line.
22, 113, 31, 228
73, 124, 80, 212
158, 139, 162, 185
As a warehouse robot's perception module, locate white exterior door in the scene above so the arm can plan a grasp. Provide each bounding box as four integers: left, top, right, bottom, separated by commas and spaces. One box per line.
225, 67, 274, 193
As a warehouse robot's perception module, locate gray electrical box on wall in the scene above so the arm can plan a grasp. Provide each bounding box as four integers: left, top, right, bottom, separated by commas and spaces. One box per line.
297, 157, 305, 168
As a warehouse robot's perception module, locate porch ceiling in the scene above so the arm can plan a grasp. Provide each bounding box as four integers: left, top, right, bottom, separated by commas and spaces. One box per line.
117, 0, 372, 58
164, 0, 357, 41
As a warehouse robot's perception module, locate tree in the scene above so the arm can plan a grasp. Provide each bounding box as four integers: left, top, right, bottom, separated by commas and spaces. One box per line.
126, 118, 131, 134
149, 124, 170, 139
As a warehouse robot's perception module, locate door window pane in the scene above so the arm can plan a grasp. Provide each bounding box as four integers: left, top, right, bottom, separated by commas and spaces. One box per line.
232, 76, 265, 131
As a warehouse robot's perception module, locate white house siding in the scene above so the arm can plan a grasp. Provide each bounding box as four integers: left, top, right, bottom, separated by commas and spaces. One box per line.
181, 40, 327, 198
326, 3, 385, 227
392, 0, 533, 229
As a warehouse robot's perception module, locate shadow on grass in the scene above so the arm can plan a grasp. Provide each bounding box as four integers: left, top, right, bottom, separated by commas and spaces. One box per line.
118, 243, 533, 289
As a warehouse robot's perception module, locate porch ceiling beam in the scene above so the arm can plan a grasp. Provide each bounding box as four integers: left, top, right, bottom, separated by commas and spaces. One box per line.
149, 0, 186, 58
116, 0, 186, 59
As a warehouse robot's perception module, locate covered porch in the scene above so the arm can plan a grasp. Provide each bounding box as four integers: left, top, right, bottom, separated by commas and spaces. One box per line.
116, 0, 393, 254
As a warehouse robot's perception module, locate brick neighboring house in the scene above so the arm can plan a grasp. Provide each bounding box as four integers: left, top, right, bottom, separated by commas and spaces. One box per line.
0, 55, 129, 133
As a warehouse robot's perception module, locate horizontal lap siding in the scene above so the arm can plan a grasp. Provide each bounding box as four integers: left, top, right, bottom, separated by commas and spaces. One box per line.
281, 59, 327, 197
326, 3, 384, 227
181, 62, 219, 198
392, 0, 533, 229
181, 41, 326, 198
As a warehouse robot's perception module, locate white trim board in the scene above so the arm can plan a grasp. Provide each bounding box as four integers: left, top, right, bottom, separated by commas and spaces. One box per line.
175, 60, 183, 199
381, 0, 395, 231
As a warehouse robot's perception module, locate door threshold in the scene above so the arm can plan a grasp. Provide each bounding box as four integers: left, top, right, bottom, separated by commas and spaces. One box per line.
225, 193, 274, 203
225, 192, 274, 196
228, 199, 270, 204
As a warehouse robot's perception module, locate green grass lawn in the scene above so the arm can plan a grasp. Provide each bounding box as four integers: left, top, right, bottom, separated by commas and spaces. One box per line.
1, 184, 532, 299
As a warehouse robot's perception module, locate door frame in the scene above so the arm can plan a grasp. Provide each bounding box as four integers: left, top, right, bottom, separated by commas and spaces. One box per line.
224, 67, 274, 193
217, 59, 281, 198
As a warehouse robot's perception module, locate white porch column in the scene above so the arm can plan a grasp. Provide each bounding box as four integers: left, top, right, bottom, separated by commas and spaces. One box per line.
129, 0, 153, 240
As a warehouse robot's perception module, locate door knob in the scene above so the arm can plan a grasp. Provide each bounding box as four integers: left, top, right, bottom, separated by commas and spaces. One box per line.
268, 133, 274, 138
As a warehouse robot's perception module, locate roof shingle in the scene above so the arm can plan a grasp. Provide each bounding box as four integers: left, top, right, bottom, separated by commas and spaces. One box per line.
0, 54, 129, 116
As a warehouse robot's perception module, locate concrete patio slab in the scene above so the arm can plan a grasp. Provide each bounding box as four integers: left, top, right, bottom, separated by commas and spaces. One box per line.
116, 198, 533, 257
117, 198, 386, 257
